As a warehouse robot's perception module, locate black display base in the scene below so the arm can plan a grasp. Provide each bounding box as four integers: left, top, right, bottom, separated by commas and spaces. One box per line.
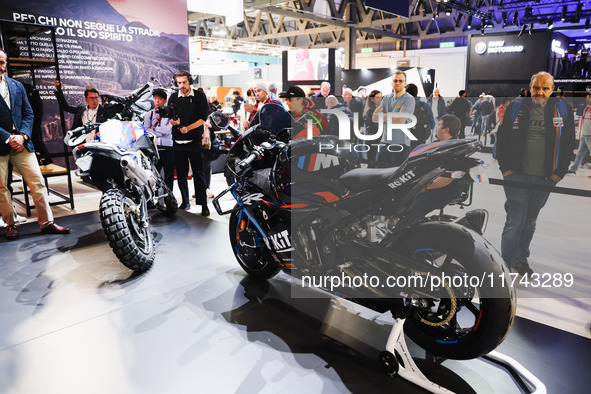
1, 211, 589, 393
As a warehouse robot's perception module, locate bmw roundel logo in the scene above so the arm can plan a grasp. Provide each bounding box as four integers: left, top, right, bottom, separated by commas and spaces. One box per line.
475, 42, 487, 54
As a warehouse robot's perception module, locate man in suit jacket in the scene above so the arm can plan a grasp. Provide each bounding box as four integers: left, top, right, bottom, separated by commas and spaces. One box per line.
0, 48, 69, 240
53, 79, 106, 129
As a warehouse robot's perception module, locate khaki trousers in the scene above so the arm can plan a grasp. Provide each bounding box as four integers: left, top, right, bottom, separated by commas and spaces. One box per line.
0, 149, 53, 227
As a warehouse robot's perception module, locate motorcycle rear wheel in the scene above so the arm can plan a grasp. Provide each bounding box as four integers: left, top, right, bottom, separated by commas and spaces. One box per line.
100, 189, 155, 272
385, 222, 515, 360
229, 207, 280, 279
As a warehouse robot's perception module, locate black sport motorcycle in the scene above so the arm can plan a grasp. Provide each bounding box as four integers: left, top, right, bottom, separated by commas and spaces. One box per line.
212, 106, 515, 362
64, 82, 177, 272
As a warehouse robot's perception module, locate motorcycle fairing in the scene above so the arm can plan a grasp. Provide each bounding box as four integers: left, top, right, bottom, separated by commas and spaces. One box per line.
231, 185, 294, 267
96, 120, 148, 149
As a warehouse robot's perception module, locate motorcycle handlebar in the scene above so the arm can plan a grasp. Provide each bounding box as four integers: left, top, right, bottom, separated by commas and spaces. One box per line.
135, 83, 151, 98
64, 121, 99, 146
226, 124, 241, 139
236, 146, 266, 174
235, 142, 277, 174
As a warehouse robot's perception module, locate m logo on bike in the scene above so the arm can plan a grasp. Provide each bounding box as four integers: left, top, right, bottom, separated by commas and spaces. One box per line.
297, 153, 340, 172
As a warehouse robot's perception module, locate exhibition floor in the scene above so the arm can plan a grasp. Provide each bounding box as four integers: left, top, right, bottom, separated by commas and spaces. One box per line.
1, 149, 590, 393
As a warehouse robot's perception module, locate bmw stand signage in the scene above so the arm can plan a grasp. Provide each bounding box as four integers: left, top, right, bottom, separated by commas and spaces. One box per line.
474, 40, 524, 55
468, 31, 554, 83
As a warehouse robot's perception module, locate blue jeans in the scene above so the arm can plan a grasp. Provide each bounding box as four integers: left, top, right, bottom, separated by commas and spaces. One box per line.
471, 114, 481, 135
569, 135, 591, 171
501, 173, 555, 268
480, 114, 489, 136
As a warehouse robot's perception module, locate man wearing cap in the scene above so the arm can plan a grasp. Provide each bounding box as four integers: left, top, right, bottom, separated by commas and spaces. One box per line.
280, 86, 327, 139
244, 82, 282, 129
144, 88, 174, 191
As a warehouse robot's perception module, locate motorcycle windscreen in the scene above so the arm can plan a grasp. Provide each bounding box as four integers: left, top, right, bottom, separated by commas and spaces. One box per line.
97, 120, 147, 149
256, 102, 291, 134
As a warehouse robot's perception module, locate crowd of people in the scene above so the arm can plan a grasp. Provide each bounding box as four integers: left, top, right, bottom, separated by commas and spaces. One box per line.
233, 71, 585, 278
3, 48, 590, 280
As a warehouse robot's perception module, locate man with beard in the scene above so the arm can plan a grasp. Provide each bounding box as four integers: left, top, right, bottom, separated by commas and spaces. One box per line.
496, 72, 575, 275
168, 70, 210, 216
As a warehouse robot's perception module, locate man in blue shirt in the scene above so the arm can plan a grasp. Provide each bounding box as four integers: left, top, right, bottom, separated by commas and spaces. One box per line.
372, 71, 416, 167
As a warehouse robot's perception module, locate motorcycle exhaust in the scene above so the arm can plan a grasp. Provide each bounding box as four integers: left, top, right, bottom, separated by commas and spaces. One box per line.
120, 157, 156, 191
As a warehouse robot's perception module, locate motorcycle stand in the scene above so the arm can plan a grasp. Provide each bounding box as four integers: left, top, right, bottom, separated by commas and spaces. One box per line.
378, 318, 546, 394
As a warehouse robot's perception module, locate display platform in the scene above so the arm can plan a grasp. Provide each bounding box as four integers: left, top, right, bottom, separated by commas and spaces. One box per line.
0, 211, 589, 393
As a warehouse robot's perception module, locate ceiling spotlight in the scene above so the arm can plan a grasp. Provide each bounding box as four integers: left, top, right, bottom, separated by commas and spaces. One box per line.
518, 24, 527, 37
502, 11, 507, 27
481, 23, 485, 35
548, 19, 553, 29
415, 0, 423, 16
433, 4, 440, 19
455, 13, 463, 28
574, 3, 582, 23
561, 5, 567, 21
512, 11, 518, 25
445, 6, 452, 17
525, 6, 532, 18
529, 22, 533, 34
467, 15, 473, 29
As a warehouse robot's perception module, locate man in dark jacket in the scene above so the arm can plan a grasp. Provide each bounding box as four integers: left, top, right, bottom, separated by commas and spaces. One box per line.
496, 72, 575, 275
448, 90, 472, 139
168, 70, 210, 216
54, 79, 106, 129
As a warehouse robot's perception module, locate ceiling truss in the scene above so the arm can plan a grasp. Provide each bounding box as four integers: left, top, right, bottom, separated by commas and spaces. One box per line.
189, 0, 591, 54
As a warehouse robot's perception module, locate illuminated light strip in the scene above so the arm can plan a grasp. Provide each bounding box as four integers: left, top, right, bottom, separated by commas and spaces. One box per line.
282, 204, 310, 208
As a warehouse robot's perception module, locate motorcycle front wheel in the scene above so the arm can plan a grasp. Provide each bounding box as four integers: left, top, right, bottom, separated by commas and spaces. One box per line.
99, 188, 155, 272
384, 222, 516, 360
229, 207, 280, 279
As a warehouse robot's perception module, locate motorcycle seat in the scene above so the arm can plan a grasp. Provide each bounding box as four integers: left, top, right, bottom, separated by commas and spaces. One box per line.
338, 167, 401, 192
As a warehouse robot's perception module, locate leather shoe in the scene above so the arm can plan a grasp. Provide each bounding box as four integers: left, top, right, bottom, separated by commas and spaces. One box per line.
5, 225, 19, 240
41, 222, 70, 235
201, 205, 210, 217
179, 203, 190, 211
512, 261, 533, 276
